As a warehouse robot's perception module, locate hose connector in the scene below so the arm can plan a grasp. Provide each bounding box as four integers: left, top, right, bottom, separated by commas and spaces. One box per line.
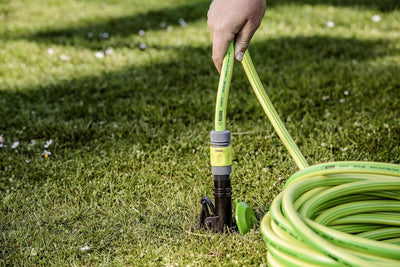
210, 130, 232, 175
200, 130, 234, 232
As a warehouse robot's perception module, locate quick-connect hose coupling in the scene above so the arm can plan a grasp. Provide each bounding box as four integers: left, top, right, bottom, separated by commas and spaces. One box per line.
210, 130, 232, 175
200, 130, 233, 232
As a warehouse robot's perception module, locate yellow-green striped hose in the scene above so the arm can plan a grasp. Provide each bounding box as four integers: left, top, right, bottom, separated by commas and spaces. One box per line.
239, 49, 400, 266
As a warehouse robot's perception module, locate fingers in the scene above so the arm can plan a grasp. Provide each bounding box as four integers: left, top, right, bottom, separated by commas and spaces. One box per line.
234, 21, 255, 62
207, 0, 266, 72
211, 31, 235, 73
207, 0, 236, 72
234, 1, 265, 62
212, 21, 258, 71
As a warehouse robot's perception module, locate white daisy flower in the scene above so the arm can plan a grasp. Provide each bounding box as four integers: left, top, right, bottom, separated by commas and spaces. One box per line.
60, 54, 70, 61
11, 141, 19, 149
139, 43, 147, 50
42, 150, 51, 158
326, 21, 335, 28
95, 51, 105, 58
372, 15, 381, 22
178, 18, 187, 27
80, 245, 90, 252
105, 47, 113, 55
44, 139, 53, 148
100, 32, 109, 39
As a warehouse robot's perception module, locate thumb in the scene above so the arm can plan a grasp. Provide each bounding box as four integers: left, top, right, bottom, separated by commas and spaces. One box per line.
234, 21, 258, 62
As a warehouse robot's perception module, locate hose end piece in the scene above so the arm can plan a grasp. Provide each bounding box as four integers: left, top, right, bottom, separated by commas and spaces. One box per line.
235, 199, 257, 235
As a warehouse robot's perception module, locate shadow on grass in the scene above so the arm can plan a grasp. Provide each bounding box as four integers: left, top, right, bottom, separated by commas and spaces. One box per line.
15, 1, 210, 50
10, 0, 399, 50
1, 35, 399, 151
268, 0, 400, 12
250, 35, 395, 62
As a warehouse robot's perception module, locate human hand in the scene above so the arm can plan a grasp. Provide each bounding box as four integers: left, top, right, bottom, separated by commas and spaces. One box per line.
207, 0, 266, 72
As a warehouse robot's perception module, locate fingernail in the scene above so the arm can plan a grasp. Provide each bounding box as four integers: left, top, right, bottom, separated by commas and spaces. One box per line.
235, 52, 244, 62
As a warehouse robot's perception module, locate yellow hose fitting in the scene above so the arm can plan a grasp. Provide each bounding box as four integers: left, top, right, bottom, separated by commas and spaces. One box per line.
210, 146, 233, 167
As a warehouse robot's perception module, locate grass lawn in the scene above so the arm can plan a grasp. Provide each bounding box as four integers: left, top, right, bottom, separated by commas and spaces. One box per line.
1, 0, 400, 265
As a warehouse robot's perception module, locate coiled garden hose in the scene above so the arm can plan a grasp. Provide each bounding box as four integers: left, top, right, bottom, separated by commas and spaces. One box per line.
217, 42, 400, 266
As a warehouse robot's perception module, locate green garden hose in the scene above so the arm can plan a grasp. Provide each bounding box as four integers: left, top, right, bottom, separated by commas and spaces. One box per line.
218, 43, 400, 266
215, 41, 234, 132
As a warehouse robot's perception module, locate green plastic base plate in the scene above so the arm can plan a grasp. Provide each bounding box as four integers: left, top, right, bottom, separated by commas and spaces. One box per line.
235, 199, 258, 235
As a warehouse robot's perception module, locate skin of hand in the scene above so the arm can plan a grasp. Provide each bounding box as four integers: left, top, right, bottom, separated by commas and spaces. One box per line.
207, 0, 266, 72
